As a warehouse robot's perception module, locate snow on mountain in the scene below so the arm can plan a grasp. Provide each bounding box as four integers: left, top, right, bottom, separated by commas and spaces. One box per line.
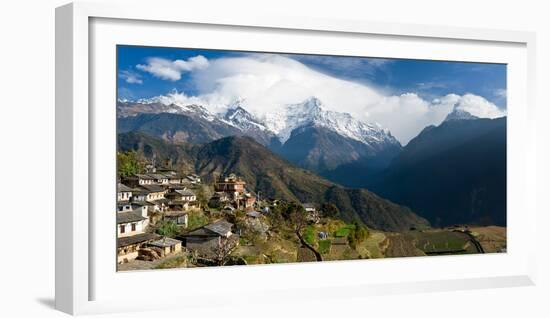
222, 99, 268, 131
120, 95, 400, 148
129, 95, 217, 122
262, 97, 400, 147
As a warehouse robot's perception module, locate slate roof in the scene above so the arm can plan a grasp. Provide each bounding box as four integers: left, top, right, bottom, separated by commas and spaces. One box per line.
204, 220, 233, 236
302, 203, 316, 209
246, 211, 261, 218
117, 232, 159, 247
148, 174, 169, 180
176, 189, 196, 196
185, 220, 234, 237
130, 200, 155, 206
118, 183, 133, 192
117, 211, 146, 224
148, 237, 182, 248
139, 184, 165, 193
135, 174, 155, 180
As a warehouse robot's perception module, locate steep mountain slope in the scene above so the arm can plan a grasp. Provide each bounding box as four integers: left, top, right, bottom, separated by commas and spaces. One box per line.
117, 131, 197, 172
223, 105, 282, 148
118, 132, 429, 232
276, 124, 401, 173
117, 97, 401, 178
369, 117, 507, 226
117, 112, 242, 144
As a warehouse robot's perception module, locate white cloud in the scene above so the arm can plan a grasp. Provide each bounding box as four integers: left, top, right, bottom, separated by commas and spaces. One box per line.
494, 88, 507, 99
453, 93, 506, 118
118, 70, 142, 84
142, 54, 505, 144
136, 55, 209, 81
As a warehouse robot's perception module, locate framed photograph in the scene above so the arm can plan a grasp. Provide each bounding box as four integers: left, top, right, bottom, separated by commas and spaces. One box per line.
56, 1, 537, 315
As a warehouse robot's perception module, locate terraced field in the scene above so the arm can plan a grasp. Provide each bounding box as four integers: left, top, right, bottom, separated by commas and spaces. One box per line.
401, 229, 479, 255
469, 226, 506, 253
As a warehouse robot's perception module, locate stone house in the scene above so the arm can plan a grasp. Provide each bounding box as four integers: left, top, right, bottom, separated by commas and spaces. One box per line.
148, 173, 169, 185
117, 183, 133, 202
163, 211, 189, 228
139, 184, 166, 201
122, 174, 155, 187
116, 207, 155, 264
147, 237, 182, 257
117, 232, 159, 264
214, 174, 246, 197
181, 220, 238, 258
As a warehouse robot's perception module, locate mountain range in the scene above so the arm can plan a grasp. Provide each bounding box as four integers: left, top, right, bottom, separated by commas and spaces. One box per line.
367, 115, 507, 226
117, 97, 402, 175
117, 95, 507, 227
118, 131, 429, 232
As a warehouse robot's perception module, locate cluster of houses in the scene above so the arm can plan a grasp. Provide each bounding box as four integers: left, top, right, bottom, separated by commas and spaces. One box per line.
116, 170, 249, 266
117, 168, 323, 267
116, 169, 203, 264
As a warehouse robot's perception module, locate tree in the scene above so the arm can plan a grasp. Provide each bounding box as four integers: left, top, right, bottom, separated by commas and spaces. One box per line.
210, 238, 236, 266
279, 202, 307, 232
267, 209, 285, 232
117, 151, 143, 178
321, 202, 340, 218
195, 186, 209, 209
156, 220, 179, 238
348, 221, 369, 249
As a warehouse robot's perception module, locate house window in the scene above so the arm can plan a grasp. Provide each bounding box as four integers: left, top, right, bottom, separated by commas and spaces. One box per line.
131, 223, 136, 231
120, 224, 125, 234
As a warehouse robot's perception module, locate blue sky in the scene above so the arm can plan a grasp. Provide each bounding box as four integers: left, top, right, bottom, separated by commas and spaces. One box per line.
117, 45, 507, 144
117, 45, 507, 108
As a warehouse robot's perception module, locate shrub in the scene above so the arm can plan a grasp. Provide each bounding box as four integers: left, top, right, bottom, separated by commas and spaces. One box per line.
156, 220, 179, 238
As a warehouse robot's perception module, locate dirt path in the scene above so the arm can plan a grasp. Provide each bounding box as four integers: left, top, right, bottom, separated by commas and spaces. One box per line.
462, 231, 485, 253
296, 230, 322, 261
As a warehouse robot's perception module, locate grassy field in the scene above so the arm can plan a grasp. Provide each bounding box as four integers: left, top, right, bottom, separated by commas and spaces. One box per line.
404, 230, 478, 255
303, 225, 316, 245
318, 240, 331, 254
334, 224, 355, 237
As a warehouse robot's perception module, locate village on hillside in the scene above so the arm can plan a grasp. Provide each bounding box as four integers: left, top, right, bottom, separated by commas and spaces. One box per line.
116, 155, 506, 271
116, 159, 332, 270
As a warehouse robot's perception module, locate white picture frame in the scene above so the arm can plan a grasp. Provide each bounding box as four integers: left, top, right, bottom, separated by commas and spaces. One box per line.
55, 1, 537, 315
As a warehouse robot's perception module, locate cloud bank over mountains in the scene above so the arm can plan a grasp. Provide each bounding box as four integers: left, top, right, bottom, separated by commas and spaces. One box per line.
130, 54, 506, 144
136, 55, 209, 81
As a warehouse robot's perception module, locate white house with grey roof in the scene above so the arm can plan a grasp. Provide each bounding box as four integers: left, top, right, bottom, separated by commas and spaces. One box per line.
116, 206, 154, 264
117, 183, 133, 202
148, 173, 169, 185
176, 189, 196, 202
139, 184, 167, 201
117, 209, 149, 238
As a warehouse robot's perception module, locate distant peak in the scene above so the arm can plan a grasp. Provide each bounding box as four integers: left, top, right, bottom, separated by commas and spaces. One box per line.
444, 109, 479, 122
303, 96, 323, 108
228, 97, 246, 109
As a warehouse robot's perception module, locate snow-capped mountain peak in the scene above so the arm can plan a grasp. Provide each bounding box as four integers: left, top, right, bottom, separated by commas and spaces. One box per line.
223, 105, 268, 132
262, 97, 400, 147
119, 95, 400, 148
